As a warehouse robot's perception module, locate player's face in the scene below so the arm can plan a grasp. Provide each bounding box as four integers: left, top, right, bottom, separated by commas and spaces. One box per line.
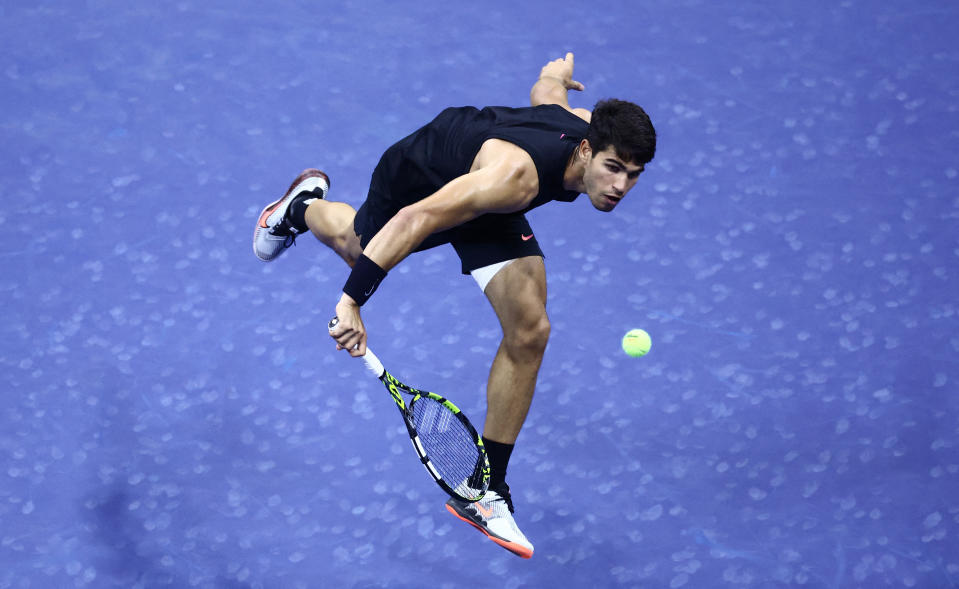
582, 145, 644, 212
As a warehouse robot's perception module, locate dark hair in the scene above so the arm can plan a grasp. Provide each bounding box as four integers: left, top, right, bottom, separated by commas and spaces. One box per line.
585, 99, 656, 165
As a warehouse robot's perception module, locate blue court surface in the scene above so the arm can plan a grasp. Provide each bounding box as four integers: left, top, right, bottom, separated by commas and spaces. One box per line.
3, 1, 958, 587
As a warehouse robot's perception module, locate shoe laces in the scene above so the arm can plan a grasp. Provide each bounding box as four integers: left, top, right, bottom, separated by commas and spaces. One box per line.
268, 218, 300, 249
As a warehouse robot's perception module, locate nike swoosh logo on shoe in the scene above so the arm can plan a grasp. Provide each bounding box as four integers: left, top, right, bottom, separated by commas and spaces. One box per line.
258, 169, 329, 229
444, 504, 533, 559
257, 200, 283, 228
475, 503, 493, 518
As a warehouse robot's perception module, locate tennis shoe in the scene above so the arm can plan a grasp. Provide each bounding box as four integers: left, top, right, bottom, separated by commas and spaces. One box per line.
445, 483, 533, 558
253, 168, 329, 261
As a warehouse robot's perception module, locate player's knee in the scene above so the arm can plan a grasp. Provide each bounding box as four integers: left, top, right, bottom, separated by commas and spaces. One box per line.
503, 311, 550, 357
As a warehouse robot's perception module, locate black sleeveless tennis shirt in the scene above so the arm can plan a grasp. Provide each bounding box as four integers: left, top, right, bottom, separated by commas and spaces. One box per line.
367, 104, 589, 212
355, 104, 590, 272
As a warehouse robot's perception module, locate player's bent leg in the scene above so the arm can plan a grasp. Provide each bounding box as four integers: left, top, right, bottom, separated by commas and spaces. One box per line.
482, 255, 549, 444
444, 255, 546, 558
253, 169, 330, 262
305, 200, 363, 267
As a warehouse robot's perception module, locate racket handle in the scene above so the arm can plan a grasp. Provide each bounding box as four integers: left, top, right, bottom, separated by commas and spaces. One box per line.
329, 316, 385, 379
360, 347, 385, 379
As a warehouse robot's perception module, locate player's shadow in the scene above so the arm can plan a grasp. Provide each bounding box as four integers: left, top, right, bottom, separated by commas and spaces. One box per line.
88, 488, 189, 587
88, 486, 256, 588
81, 373, 257, 589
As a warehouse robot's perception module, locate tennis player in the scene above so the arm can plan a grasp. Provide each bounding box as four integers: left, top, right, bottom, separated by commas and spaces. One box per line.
253, 53, 656, 558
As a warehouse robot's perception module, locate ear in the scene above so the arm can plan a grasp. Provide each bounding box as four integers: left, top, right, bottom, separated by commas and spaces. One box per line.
579, 139, 592, 160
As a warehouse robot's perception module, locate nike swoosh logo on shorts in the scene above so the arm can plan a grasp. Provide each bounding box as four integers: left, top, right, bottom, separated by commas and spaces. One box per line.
521, 234, 534, 241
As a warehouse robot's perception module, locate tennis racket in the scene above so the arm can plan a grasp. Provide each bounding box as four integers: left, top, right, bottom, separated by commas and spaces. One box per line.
328, 318, 489, 502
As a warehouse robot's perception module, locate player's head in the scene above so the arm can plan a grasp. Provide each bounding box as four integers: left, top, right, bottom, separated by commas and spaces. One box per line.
586, 99, 657, 166
580, 99, 656, 212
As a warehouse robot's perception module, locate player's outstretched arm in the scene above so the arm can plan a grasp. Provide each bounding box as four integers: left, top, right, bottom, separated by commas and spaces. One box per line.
530, 52, 591, 122
364, 142, 538, 272
330, 141, 539, 357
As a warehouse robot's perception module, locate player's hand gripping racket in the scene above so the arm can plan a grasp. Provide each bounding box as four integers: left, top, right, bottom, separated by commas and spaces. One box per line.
329, 318, 489, 502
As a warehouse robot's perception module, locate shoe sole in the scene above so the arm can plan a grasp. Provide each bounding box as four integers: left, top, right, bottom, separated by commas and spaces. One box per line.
253, 169, 330, 260
445, 504, 534, 559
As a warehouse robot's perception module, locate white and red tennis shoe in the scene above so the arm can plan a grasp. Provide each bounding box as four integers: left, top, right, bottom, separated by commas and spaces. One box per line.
252, 168, 329, 262
445, 484, 534, 558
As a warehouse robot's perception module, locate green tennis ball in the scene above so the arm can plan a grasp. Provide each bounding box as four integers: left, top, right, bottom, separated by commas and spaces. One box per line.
622, 329, 651, 357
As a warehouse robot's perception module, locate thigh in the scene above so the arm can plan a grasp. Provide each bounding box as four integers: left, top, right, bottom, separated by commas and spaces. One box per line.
483, 256, 548, 329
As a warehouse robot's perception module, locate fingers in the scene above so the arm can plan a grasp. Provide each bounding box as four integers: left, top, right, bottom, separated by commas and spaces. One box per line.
541, 52, 584, 91
335, 340, 365, 356
563, 52, 585, 91
330, 324, 361, 351
350, 340, 367, 357
329, 315, 367, 357
552, 53, 574, 70
333, 331, 366, 356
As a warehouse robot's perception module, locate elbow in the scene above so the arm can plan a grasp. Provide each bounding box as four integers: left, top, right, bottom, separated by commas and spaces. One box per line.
392, 205, 428, 235
530, 87, 559, 108
530, 80, 559, 107
392, 204, 443, 242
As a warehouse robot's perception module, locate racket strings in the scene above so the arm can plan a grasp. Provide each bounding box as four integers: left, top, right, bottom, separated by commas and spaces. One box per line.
410, 397, 485, 497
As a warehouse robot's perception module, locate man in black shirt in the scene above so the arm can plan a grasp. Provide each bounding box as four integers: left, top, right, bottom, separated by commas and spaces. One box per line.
253, 53, 656, 558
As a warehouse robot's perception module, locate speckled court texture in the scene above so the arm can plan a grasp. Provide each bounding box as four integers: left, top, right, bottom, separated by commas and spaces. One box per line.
2, 1, 958, 588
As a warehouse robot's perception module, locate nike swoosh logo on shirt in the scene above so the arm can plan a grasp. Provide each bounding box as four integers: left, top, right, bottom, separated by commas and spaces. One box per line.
521, 234, 534, 241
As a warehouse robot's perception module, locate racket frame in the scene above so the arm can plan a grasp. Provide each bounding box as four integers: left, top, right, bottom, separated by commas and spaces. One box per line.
360, 346, 490, 502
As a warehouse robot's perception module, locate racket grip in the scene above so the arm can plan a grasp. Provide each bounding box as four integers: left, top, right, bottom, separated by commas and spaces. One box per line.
360, 347, 385, 379
329, 316, 385, 378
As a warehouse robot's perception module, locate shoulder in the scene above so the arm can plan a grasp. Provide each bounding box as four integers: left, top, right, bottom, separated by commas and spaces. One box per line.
530, 103, 591, 124
550, 104, 591, 124
530, 103, 591, 123
472, 138, 536, 172
571, 107, 591, 123
472, 139, 539, 198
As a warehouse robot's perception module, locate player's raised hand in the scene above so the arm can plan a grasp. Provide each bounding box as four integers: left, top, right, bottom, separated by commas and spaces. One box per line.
539, 52, 585, 92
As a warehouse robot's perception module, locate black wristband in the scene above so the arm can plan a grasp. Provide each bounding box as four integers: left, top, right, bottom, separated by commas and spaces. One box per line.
343, 254, 387, 306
